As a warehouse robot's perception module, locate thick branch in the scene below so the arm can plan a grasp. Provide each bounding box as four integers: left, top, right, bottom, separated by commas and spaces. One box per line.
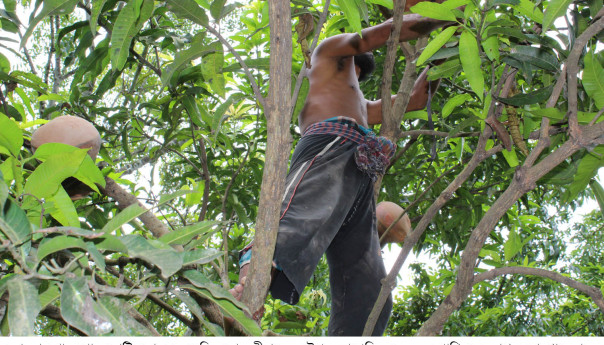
100, 177, 170, 238
474, 267, 604, 312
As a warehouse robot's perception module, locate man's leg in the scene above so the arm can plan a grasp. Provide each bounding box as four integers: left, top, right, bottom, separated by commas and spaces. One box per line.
326, 178, 393, 336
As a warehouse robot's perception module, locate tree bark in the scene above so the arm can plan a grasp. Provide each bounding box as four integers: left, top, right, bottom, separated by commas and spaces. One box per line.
241, 0, 292, 321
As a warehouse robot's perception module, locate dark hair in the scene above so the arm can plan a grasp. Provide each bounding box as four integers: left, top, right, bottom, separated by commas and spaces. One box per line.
354, 52, 376, 82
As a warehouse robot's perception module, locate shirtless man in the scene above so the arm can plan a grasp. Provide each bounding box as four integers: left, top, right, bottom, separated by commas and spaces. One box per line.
232, 11, 451, 336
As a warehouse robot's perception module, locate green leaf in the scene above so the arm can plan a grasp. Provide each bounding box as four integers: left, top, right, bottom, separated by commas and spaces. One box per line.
95, 235, 128, 253
501, 147, 519, 167
210, 0, 227, 21
61, 277, 112, 335
86, 241, 106, 273
513, 0, 544, 24
567, 147, 604, 201
24, 149, 88, 199
7, 279, 40, 336
0, 52, 9, 73
504, 227, 523, 261
212, 97, 234, 139
183, 248, 222, 265
338, 0, 363, 35
0, 200, 32, 245
507, 46, 559, 72
90, 0, 108, 33
590, 180, 604, 218
182, 95, 204, 126
365, 0, 393, 9
101, 203, 147, 234
162, 34, 211, 87
543, 0, 573, 32
3, 0, 16, 13
21, 0, 80, 49
165, 0, 209, 27
159, 221, 217, 245
201, 42, 225, 97
96, 296, 154, 336
183, 270, 262, 336
120, 235, 184, 277
38, 283, 61, 310
0, 114, 22, 157
442, 94, 472, 118
37, 235, 88, 261
417, 26, 457, 66
459, 31, 484, 101
411, 2, 457, 22
110, 0, 154, 71
173, 290, 225, 336
48, 186, 80, 227
481, 35, 500, 62
494, 85, 553, 106
583, 52, 604, 109
427, 59, 461, 80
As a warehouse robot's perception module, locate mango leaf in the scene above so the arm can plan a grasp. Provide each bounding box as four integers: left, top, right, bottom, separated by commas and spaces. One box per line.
0, 114, 22, 157
95, 234, 128, 253
513, 0, 543, 24
159, 221, 218, 245
120, 235, 184, 278
427, 59, 461, 80
182, 94, 204, 126
481, 35, 500, 62
90, 0, 108, 33
110, 0, 154, 70
162, 34, 211, 87
37, 235, 88, 261
7, 279, 40, 336
567, 147, 604, 201
61, 277, 112, 335
34, 144, 106, 193
183, 248, 223, 265
411, 2, 457, 22
494, 85, 553, 106
504, 227, 523, 261
583, 52, 604, 109
101, 203, 147, 234
590, 180, 604, 218
501, 147, 519, 167
507, 46, 559, 72
337, 0, 363, 35
442, 94, 472, 118
183, 270, 262, 336
173, 290, 225, 336
96, 296, 154, 336
543, 0, 573, 32
459, 31, 484, 101
212, 96, 235, 139
210, 0, 227, 21
165, 0, 209, 27
25, 149, 87, 199
0, 200, 32, 245
86, 242, 106, 273
21, 0, 79, 49
201, 42, 225, 97
365, 0, 393, 9
417, 26, 457, 66
49, 186, 80, 227
38, 283, 61, 310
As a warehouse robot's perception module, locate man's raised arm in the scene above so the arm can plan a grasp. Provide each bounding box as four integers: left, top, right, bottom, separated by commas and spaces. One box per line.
314, 13, 453, 59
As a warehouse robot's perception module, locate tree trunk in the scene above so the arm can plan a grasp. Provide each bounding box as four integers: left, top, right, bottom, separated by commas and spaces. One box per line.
241, 0, 292, 320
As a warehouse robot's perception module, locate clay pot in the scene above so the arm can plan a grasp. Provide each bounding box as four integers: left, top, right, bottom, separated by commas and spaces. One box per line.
376, 201, 411, 243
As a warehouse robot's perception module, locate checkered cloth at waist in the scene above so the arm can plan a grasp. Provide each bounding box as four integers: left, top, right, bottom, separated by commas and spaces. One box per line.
303, 117, 396, 180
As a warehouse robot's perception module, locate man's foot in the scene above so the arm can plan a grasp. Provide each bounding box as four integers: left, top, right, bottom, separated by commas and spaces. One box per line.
228, 263, 249, 301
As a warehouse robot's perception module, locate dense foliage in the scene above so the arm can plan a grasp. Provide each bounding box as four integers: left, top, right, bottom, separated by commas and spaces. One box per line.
0, 0, 603, 336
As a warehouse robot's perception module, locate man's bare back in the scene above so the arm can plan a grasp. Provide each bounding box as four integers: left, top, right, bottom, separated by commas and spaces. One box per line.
299, 13, 450, 133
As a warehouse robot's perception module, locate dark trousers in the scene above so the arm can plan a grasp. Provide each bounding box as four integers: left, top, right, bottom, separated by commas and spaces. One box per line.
270, 133, 393, 336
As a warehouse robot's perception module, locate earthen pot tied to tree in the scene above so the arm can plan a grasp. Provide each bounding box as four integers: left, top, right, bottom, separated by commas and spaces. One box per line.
31, 115, 102, 199
376, 201, 412, 243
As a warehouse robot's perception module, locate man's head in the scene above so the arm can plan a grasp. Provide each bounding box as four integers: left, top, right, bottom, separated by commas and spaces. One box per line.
354, 52, 376, 82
